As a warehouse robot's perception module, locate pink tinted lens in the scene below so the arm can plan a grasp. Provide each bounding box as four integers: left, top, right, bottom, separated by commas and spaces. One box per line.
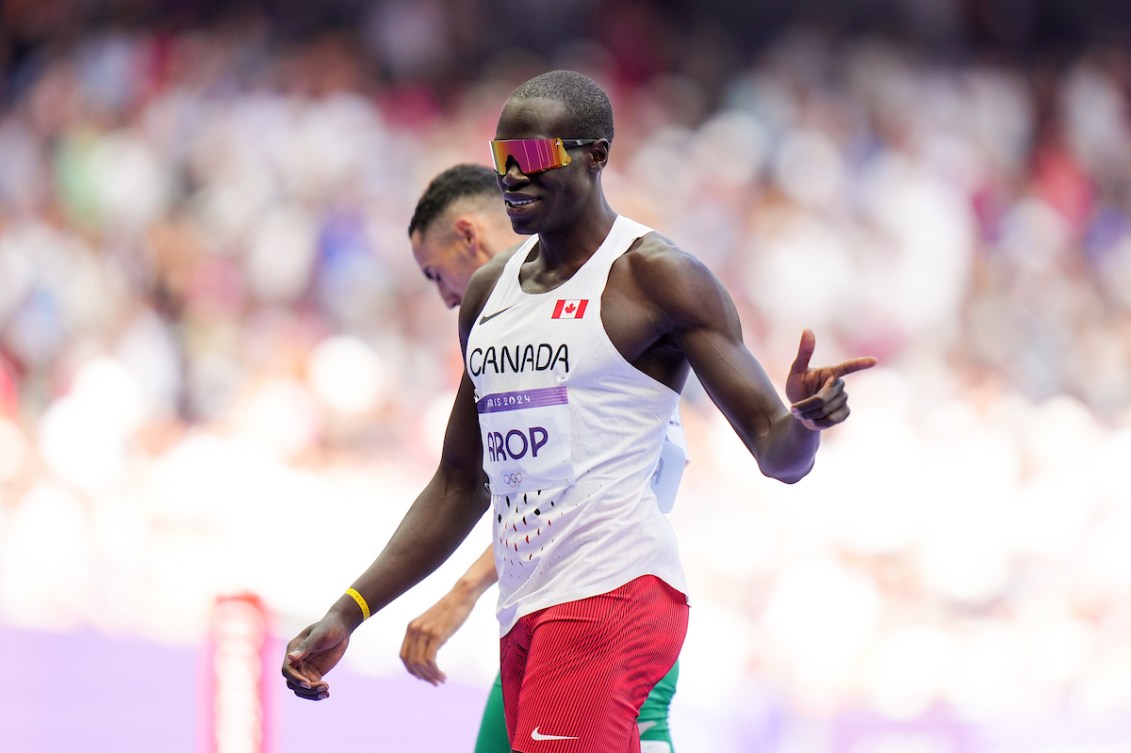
489, 138, 568, 175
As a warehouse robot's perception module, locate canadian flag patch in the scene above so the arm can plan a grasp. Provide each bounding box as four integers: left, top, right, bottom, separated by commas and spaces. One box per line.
552, 299, 588, 319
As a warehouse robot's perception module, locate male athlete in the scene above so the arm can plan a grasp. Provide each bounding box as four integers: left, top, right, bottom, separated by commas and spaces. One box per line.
402, 163, 683, 752
282, 70, 876, 753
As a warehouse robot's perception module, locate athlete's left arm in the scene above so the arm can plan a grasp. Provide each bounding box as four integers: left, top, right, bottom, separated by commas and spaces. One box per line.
637, 244, 876, 483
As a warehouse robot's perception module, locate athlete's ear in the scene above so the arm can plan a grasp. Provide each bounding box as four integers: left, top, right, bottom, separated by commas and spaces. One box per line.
589, 139, 610, 171
454, 217, 478, 255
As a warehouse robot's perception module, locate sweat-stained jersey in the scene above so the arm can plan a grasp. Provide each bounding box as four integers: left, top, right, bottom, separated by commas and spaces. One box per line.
466, 215, 689, 636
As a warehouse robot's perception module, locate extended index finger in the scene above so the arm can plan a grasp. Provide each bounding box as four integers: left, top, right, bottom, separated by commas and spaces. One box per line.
830, 356, 878, 378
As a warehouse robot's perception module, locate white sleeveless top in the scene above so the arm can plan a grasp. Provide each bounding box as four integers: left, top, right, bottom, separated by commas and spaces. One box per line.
466, 215, 689, 636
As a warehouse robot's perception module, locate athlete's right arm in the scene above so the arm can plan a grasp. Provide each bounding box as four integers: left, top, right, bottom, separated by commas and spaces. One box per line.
390, 259, 508, 685
281, 370, 489, 700
281, 286, 496, 700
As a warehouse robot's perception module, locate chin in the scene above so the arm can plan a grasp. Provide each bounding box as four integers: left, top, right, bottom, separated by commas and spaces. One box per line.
508, 219, 538, 235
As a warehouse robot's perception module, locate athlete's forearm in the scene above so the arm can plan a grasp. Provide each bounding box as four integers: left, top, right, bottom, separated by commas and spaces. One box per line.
451, 545, 498, 603
754, 413, 820, 484
330, 469, 490, 631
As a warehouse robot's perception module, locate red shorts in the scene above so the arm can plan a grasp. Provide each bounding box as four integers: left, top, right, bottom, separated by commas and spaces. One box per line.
499, 575, 689, 753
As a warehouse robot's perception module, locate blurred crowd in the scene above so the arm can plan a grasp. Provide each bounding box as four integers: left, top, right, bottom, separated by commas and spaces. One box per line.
1, 0, 1130, 747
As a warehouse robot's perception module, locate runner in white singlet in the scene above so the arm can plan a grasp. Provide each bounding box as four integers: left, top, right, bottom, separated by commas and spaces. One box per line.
282, 70, 875, 753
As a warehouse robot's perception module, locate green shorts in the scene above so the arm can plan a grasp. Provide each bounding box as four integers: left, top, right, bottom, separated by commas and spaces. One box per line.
474, 660, 679, 752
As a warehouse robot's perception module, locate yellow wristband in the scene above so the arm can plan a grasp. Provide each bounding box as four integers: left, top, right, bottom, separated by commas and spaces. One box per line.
345, 587, 370, 621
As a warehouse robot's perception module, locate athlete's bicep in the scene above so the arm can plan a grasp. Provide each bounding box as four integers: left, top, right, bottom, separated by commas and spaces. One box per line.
444, 260, 498, 492
656, 255, 789, 450
439, 371, 486, 488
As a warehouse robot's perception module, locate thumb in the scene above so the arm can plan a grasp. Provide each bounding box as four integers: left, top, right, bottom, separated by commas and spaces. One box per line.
789, 329, 816, 376
287, 634, 315, 662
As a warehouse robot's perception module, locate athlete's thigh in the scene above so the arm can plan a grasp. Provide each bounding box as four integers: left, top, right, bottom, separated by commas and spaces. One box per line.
507, 576, 687, 753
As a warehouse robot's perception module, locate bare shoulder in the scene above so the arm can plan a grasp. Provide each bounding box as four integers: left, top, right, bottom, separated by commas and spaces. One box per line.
617, 231, 735, 333
622, 232, 718, 290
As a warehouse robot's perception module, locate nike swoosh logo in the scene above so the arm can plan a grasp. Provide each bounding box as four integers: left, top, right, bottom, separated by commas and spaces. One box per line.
478, 304, 516, 325
531, 727, 580, 741
637, 720, 658, 734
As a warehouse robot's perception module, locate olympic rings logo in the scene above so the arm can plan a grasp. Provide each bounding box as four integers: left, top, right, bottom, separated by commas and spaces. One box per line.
503, 472, 523, 487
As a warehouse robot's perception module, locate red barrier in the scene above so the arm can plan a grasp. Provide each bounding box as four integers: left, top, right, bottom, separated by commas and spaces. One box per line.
203, 593, 273, 753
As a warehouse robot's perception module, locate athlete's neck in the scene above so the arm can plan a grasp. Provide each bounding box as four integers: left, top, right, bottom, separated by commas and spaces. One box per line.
527, 203, 618, 287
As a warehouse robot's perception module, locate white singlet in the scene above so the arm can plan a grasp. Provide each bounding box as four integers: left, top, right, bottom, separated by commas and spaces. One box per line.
466, 215, 689, 636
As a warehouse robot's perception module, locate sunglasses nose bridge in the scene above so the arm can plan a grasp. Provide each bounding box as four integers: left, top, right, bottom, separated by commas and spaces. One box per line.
493, 149, 522, 177
501, 158, 529, 181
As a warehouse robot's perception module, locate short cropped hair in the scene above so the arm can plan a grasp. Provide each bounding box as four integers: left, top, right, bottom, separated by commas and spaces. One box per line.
408, 164, 499, 238
508, 70, 614, 143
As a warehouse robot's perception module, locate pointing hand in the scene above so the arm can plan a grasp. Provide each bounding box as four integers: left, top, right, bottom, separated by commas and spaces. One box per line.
785, 329, 876, 431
